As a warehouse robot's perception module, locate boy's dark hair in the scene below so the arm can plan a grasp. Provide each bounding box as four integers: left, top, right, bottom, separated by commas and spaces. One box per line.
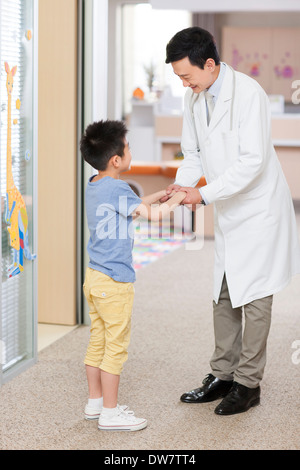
80, 120, 128, 171
165, 27, 220, 69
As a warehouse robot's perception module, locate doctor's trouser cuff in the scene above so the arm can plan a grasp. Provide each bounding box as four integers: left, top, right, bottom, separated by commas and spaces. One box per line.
83, 269, 134, 376
210, 275, 273, 389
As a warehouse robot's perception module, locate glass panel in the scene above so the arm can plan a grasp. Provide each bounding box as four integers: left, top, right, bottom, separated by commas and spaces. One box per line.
0, 0, 36, 377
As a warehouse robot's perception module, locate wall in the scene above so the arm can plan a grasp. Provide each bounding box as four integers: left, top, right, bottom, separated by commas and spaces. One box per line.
38, 0, 78, 325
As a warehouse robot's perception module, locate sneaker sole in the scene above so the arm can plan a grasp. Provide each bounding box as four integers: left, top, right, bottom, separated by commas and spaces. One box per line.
85, 413, 100, 420
98, 420, 147, 432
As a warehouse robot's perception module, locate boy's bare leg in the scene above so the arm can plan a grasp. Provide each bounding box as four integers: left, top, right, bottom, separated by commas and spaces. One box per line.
86, 364, 102, 398
100, 369, 120, 408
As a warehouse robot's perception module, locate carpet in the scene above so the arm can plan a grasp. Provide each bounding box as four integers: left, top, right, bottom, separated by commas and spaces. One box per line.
1, 234, 300, 450
133, 219, 192, 270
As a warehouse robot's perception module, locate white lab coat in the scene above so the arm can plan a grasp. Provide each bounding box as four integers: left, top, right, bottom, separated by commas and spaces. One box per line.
175, 64, 300, 308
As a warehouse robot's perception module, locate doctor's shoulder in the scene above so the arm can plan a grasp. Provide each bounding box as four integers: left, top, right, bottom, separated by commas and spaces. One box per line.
235, 70, 267, 97
234, 70, 269, 110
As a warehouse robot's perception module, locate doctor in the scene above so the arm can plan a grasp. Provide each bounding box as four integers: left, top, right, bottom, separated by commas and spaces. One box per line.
164, 27, 300, 415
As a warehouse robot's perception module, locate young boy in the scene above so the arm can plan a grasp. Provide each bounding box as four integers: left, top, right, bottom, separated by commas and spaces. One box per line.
80, 120, 186, 431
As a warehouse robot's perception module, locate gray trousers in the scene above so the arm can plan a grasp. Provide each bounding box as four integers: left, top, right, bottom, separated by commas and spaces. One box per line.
210, 275, 273, 388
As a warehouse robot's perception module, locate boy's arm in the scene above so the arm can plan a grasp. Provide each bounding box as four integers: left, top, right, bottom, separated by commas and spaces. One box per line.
141, 190, 168, 205
133, 191, 187, 222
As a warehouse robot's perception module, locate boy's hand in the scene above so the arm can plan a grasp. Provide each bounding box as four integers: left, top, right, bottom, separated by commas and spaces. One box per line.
159, 184, 183, 203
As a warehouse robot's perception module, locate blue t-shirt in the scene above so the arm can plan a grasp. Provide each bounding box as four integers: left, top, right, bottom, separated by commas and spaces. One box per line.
85, 176, 142, 282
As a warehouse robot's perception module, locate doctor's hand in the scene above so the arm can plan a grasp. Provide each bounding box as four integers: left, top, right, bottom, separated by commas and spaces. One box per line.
179, 187, 202, 210
159, 184, 183, 203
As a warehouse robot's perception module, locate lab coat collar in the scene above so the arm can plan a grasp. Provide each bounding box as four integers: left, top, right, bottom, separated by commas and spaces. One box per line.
202, 63, 234, 135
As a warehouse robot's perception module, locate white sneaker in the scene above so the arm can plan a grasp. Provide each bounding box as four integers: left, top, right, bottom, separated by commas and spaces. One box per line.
84, 403, 128, 420
98, 408, 147, 431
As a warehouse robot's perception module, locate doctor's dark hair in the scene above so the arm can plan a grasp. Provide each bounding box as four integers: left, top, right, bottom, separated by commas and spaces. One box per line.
165, 27, 220, 69
80, 120, 128, 171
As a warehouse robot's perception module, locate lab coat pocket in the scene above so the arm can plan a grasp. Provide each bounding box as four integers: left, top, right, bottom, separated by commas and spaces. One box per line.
221, 130, 239, 165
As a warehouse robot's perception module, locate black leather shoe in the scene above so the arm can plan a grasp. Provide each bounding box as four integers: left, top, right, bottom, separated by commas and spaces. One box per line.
180, 374, 233, 403
214, 381, 260, 415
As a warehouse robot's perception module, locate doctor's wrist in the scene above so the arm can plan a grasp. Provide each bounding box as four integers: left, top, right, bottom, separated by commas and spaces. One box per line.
199, 188, 207, 205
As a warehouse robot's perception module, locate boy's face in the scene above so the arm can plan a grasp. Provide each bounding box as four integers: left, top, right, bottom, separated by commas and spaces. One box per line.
120, 140, 132, 171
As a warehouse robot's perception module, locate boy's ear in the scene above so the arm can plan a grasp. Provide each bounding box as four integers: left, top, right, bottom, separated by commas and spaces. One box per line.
110, 154, 121, 167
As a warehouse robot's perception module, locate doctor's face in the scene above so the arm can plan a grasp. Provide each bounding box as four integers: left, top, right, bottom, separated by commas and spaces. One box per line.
171, 57, 217, 93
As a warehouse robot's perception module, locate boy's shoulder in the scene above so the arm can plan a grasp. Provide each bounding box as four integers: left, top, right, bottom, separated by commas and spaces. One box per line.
112, 178, 139, 197
86, 176, 139, 202
86, 176, 129, 189
101, 178, 130, 197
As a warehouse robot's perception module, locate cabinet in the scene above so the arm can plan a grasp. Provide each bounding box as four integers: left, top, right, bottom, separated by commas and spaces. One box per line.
222, 27, 300, 101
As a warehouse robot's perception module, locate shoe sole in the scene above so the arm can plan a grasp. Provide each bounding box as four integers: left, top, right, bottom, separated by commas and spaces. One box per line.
214, 397, 260, 416
98, 420, 147, 432
180, 391, 231, 403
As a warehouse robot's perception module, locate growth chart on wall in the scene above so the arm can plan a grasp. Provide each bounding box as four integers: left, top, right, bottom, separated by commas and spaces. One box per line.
4, 61, 36, 278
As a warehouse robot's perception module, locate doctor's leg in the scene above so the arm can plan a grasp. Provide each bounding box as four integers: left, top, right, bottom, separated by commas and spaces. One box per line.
233, 295, 273, 388
210, 275, 243, 381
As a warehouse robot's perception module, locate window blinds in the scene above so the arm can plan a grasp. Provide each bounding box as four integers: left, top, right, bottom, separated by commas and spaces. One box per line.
0, 0, 36, 378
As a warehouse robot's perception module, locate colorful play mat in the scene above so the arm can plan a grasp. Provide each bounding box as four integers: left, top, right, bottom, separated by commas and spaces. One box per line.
132, 219, 192, 270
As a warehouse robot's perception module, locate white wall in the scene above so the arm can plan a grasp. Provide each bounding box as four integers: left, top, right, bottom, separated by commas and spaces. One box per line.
150, 0, 300, 12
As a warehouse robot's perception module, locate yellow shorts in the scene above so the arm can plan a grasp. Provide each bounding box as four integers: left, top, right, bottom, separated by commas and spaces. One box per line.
83, 267, 134, 375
